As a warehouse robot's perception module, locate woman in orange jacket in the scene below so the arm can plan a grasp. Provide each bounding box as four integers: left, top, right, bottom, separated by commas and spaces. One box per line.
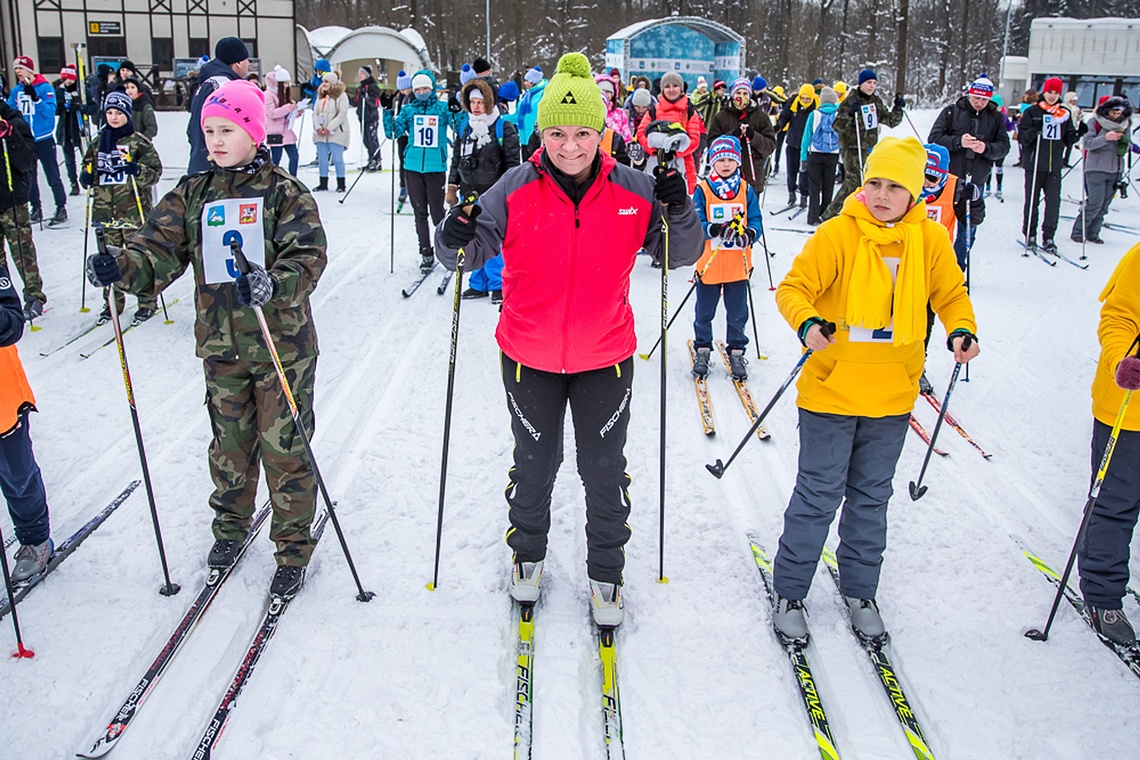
0, 266, 52, 582
768, 136, 980, 645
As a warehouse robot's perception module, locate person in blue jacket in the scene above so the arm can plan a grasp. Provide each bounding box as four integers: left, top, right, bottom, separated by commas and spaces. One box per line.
9, 55, 67, 226
302, 59, 331, 102
383, 69, 458, 273
515, 66, 546, 156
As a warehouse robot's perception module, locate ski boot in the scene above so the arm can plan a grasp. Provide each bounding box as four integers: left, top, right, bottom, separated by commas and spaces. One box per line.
1023, 236, 1037, 255
692, 346, 711, 379
772, 596, 809, 645
461, 287, 489, 300
1040, 238, 1058, 255
511, 560, 543, 604
11, 539, 52, 582
96, 305, 113, 326
270, 565, 306, 601
29, 206, 42, 224
727, 347, 748, 381
48, 207, 68, 227
589, 579, 624, 628
336, 176, 347, 193
491, 289, 503, 305
207, 537, 245, 568
1090, 606, 1136, 647
845, 597, 887, 643
131, 308, 155, 326
420, 253, 436, 273
314, 177, 329, 192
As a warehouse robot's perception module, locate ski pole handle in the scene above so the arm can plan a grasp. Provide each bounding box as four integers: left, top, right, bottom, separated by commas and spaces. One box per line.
95, 224, 106, 254
230, 239, 251, 275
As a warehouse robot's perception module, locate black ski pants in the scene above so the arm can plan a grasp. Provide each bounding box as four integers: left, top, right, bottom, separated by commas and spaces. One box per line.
501, 353, 634, 585
1022, 169, 1062, 241
785, 143, 806, 197
405, 171, 445, 256
806, 152, 839, 225
1079, 421, 1140, 609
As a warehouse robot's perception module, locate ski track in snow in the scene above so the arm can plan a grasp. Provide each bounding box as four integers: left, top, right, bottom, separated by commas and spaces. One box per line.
1, 110, 1138, 758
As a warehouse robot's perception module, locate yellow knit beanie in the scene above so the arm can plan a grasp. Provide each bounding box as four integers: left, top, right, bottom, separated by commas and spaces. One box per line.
863, 136, 926, 200
537, 53, 606, 133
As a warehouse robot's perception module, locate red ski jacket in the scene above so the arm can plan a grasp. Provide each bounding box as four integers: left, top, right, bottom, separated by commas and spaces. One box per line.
435, 149, 702, 373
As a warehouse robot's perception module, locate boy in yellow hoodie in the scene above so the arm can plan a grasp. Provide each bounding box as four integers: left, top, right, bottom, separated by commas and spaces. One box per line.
1077, 241, 1140, 646
770, 136, 979, 644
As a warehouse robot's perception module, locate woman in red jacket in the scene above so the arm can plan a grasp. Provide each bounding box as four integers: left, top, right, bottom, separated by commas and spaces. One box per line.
435, 53, 702, 628
635, 71, 703, 192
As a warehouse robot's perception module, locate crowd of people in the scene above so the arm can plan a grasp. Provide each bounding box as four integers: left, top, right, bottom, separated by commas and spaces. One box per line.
1, 38, 1139, 646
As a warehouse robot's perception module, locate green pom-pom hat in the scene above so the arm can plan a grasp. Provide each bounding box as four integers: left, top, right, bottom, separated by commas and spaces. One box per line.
537, 52, 606, 133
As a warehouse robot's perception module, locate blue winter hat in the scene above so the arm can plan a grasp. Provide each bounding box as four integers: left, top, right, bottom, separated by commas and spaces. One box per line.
103, 90, 132, 118
708, 135, 742, 166
498, 80, 520, 102
525, 66, 543, 85
922, 143, 950, 199
459, 64, 476, 85
812, 78, 824, 86
314, 59, 331, 73
858, 69, 877, 85
396, 70, 412, 89
752, 76, 767, 92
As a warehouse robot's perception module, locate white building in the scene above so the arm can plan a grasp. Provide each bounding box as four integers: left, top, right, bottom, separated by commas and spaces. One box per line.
0, 0, 295, 100
1003, 17, 1140, 108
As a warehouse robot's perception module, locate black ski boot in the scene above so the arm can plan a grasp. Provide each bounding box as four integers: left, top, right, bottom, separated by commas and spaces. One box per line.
96, 305, 113, 326
314, 177, 329, 192
420, 253, 435, 273
461, 287, 488, 299
727, 347, 748, 381
270, 565, 306, 600
208, 538, 244, 569
70, 180, 81, 196
1041, 238, 1058, 255
29, 206, 42, 224
336, 176, 347, 193
48, 207, 68, 226
131, 308, 155, 326
692, 346, 711, 378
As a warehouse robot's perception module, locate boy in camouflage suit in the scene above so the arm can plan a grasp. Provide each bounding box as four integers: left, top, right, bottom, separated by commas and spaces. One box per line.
824, 69, 906, 220
0, 101, 47, 321
87, 79, 328, 599
81, 91, 162, 325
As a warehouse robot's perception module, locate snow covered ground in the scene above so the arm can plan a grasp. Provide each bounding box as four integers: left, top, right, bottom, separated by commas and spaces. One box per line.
2, 107, 1139, 759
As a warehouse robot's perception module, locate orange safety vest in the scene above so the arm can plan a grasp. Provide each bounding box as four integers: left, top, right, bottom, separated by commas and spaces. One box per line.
924, 174, 959, 243
600, 129, 615, 157
0, 345, 35, 436
694, 179, 752, 285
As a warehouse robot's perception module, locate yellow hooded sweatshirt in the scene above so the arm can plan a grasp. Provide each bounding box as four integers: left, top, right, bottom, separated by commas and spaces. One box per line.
1093, 241, 1140, 431
776, 193, 977, 418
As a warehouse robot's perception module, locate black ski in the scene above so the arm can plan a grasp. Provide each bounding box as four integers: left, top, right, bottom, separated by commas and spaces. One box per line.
747, 534, 842, 760
78, 298, 182, 359
1012, 534, 1140, 680
788, 207, 808, 221
437, 271, 454, 295
1015, 240, 1058, 267
401, 265, 437, 297
0, 481, 139, 620
768, 203, 797, 216
821, 548, 938, 760
191, 511, 329, 759
78, 501, 272, 758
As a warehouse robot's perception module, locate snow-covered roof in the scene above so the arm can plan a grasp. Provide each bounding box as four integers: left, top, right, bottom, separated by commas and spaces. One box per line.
1030, 16, 1140, 30
607, 16, 744, 45
296, 24, 434, 74
306, 25, 353, 56
1028, 16, 1140, 77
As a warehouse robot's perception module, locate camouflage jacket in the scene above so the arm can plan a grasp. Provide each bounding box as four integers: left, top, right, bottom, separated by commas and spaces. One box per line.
118, 150, 327, 363
833, 90, 904, 153
82, 131, 163, 228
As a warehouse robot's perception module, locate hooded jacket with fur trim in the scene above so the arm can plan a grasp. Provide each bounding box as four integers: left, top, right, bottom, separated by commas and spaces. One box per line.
312, 77, 351, 148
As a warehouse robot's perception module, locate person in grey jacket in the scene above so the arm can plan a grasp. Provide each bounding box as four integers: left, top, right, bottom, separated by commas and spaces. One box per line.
1071, 96, 1133, 244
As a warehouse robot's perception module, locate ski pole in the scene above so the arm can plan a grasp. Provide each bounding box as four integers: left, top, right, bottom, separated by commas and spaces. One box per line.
1023, 134, 1042, 253
124, 157, 170, 324
0, 527, 34, 658
746, 269, 763, 360
908, 337, 972, 500
706, 322, 835, 479
229, 240, 374, 603
1026, 380, 1134, 642
638, 215, 742, 361
854, 117, 865, 185
1079, 144, 1088, 262
428, 193, 479, 591
743, 137, 776, 291
388, 98, 400, 275
81, 169, 93, 312
963, 195, 972, 383
658, 177, 670, 584
95, 227, 180, 597
902, 107, 923, 142
1, 139, 39, 332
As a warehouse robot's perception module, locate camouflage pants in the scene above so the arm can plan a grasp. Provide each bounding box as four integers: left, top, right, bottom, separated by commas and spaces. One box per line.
823, 147, 868, 221
0, 205, 45, 303
104, 227, 156, 312
204, 356, 318, 567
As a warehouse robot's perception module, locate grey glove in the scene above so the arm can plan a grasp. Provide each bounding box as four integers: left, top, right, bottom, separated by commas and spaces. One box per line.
235, 260, 275, 307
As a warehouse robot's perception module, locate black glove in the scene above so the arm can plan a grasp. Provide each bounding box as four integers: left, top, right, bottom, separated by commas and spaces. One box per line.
448, 92, 462, 113
379, 91, 394, 109
22, 83, 38, 101
707, 222, 725, 238
79, 167, 94, 188
122, 161, 141, 177
894, 94, 906, 110
86, 248, 122, 287
235, 260, 276, 308
440, 203, 482, 249
849, 98, 860, 115
653, 165, 689, 207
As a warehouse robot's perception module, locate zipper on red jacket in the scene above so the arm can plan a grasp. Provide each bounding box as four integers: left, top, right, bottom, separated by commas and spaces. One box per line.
561, 204, 581, 372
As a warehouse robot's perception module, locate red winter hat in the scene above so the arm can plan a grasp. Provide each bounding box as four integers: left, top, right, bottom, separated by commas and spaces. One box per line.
60, 64, 78, 82
1042, 77, 1063, 94
13, 55, 35, 73
1098, 95, 1112, 106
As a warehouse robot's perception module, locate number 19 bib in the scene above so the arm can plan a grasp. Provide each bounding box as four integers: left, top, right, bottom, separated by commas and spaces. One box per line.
413, 115, 439, 149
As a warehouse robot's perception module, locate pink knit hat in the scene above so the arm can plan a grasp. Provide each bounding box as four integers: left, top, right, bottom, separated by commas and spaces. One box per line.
201, 79, 267, 145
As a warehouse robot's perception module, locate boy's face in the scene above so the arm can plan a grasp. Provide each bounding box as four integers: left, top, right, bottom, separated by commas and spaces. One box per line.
863, 177, 912, 223
1043, 90, 1061, 105
713, 157, 739, 178
203, 115, 258, 167
125, 82, 139, 100
860, 79, 877, 96
105, 109, 128, 129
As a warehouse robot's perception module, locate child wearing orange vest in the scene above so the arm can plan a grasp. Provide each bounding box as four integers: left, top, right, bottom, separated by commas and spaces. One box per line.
691, 135, 763, 381
920, 143, 982, 271
0, 265, 52, 583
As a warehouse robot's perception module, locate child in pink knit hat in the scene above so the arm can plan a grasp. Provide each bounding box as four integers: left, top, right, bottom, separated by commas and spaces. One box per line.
85, 74, 331, 600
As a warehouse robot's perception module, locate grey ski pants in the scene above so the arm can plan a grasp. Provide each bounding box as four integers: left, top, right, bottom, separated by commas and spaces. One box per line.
773, 409, 909, 600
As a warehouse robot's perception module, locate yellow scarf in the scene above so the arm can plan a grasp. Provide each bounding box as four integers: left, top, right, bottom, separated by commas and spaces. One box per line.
842, 196, 928, 346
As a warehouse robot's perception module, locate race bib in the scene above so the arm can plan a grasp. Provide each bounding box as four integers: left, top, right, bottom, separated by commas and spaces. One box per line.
200, 198, 266, 285
926, 205, 943, 223
860, 103, 878, 131
16, 92, 34, 118
97, 146, 129, 186
848, 257, 899, 343
1042, 114, 1061, 141
413, 114, 440, 149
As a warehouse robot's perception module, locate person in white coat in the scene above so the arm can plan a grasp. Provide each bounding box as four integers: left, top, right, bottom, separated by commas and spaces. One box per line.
312, 71, 351, 191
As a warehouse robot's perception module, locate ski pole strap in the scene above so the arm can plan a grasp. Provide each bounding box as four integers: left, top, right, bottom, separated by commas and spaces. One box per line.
946, 329, 976, 352
797, 316, 835, 345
